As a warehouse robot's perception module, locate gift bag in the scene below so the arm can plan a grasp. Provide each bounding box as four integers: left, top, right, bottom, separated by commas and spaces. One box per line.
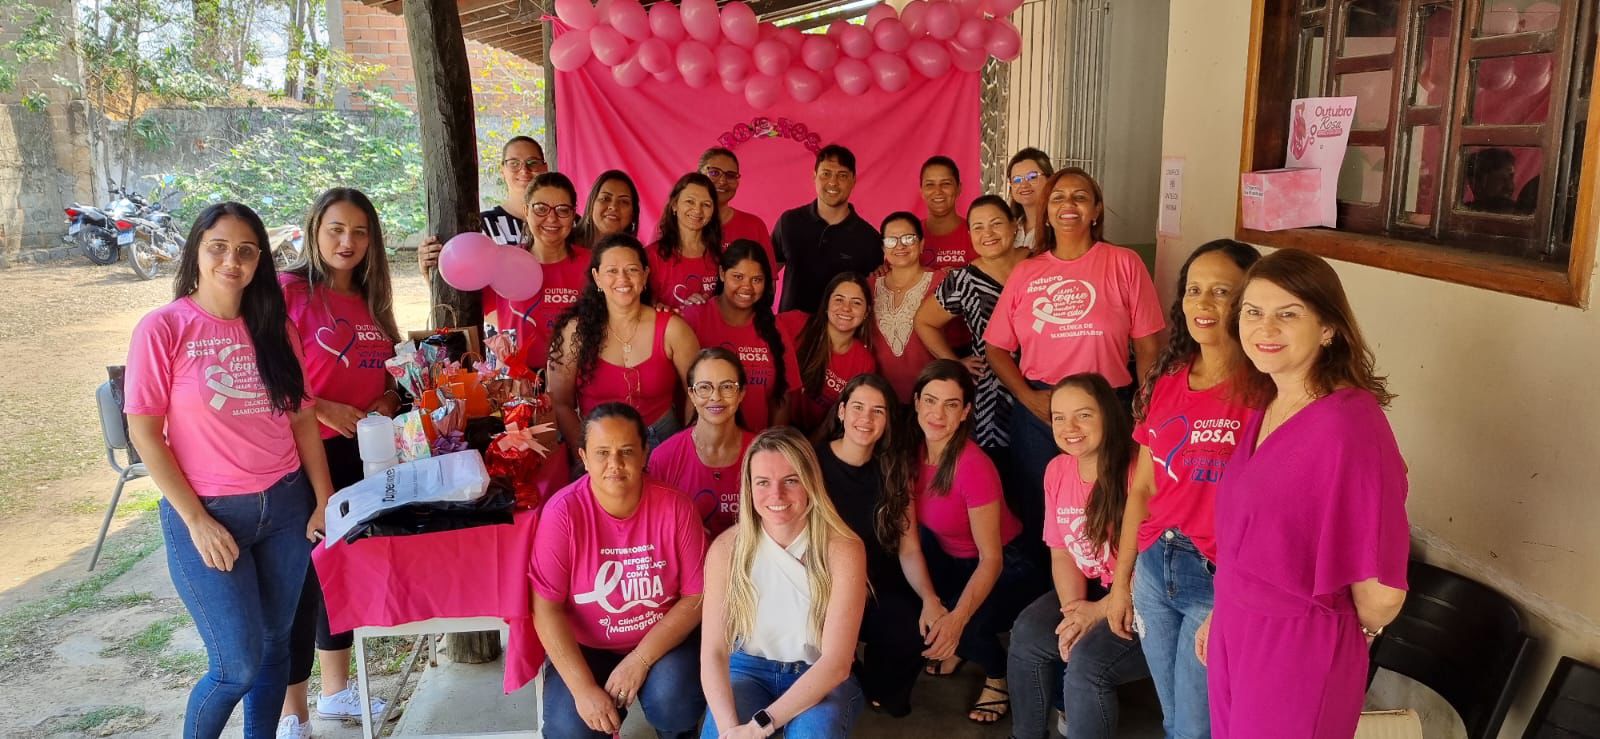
323, 450, 491, 545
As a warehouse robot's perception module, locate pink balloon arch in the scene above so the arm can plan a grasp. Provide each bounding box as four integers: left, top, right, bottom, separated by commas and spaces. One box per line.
547, 0, 1026, 103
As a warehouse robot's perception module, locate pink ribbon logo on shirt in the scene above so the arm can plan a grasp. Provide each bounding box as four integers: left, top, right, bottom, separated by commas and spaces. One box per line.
203, 343, 262, 411
314, 318, 356, 367
573, 560, 666, 614
1030, 279, 1097, 333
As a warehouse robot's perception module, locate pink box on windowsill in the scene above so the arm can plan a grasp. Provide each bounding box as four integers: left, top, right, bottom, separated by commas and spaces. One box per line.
1240, 167, 1325, 231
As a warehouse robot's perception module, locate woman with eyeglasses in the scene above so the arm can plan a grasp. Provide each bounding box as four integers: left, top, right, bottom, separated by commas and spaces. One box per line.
549, 233, 700, 460
649, 348, 757, 537
574, 170, 641, 249
786, 273, 878, 435
649, 172, 725, 310
417, 136, 548, 274
125, 202, 333, 737
484, 172, 592, 370
871, 212, 948, 402
1007, 148, 1053, 253
699, 148, 770, 254
680, 240, 796, 430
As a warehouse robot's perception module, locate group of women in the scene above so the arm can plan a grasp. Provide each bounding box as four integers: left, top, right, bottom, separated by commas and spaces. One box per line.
125, 133, 1410, 739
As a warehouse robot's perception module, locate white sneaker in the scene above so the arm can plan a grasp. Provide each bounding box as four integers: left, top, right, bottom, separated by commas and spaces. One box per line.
275, 715, 312, 739
1057, 709, 1069, 737
316, 685, 388, 719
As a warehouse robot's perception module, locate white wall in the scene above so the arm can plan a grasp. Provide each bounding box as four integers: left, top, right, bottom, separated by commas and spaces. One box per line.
1100, 0, 1169, 246
1159, 1, 1600, 735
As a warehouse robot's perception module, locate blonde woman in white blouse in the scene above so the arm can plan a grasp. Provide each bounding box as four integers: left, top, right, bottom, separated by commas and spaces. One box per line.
700, 427, 868, 738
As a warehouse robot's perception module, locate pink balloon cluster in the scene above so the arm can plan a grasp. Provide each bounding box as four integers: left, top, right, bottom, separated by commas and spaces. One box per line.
437, 233, 545, 302
549, 0, 1026, 106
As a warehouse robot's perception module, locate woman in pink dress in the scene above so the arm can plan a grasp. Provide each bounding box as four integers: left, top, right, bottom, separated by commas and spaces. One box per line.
1202, 248, 1409, 738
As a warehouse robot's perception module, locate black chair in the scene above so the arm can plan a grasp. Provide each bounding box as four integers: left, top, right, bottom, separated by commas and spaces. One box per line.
1524, 657, 1600, 738
1366, 560, 1534, 739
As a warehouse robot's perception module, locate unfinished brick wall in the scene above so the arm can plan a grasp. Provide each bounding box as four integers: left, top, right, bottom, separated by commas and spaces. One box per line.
341, 0, 542, 117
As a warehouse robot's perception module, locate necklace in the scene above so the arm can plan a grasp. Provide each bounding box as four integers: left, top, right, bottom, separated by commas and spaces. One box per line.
1261, 392, 1317, 440
608, 313, 643, 368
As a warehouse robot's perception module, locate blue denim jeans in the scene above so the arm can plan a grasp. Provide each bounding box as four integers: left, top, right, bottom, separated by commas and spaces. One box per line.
701, 651, 864, 738
542, 636, 703, 738
1007, 590, 1150, 739
1133, 529, 1215, 739
160, 470, 313, 739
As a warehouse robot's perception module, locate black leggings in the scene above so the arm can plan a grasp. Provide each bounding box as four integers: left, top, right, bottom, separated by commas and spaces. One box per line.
854, 576, 927, 716
921, 527, 1050, 680
288, 434, 361, 684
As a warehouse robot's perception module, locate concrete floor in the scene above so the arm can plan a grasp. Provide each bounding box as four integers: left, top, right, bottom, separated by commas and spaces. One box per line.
394, 652, 1166, 737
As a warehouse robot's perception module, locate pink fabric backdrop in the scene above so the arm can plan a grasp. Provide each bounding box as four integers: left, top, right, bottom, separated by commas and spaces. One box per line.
553, 33, 983, 241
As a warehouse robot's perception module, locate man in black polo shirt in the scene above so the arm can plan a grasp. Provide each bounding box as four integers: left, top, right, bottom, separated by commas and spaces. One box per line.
772, 145, 883, 313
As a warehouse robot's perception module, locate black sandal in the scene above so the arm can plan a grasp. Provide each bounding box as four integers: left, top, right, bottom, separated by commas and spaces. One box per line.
924, 656, 966, 677
967, 680, 1010, 724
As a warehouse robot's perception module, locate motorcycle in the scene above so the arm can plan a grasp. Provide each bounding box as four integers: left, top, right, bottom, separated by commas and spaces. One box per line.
126, 214, 184, 280
63, 182, 165, 266
268, 225, 306, 269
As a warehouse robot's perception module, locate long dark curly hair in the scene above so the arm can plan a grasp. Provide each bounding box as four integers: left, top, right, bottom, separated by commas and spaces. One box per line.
905, 359, 976, 496
655, 172, 724, 262
549, 232, 656, 378
712, 240, 787, 408
796, 272, 875, 399
818, 373, 915, 554
173, 202, 305, 414
1133, 239, 1262, 421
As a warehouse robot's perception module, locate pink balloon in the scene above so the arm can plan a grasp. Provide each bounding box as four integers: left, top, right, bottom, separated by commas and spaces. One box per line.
1523, 1, 1560, 32
594, 0, 613, 17
612, 54, 648, 87
984, 0, 1024, 15
902, 0, 930, 37
778, 27, 806, 51
636, 37, 673, 74
721, 2, 760, 47
948, 40, 985, 72
745, 74, 782, 108
548, 28, 592, 71
654, 67, 679, 82
753, 38, 792, 77
590, 25, 630, 65
681, 0, 721, 44
869, 51, 911, 92
839, 24, 874, 59
1513, 54, 1552, 90
925, 1, 959, 39
986, 18, 1021, 61
953, 0, 985, 17
956, 17, 988, 50
608, 0, 649, 41
1482, 2, 1519, 35
907, 38, 951, 78
826, 20, 850, 41
490, 248, 545, 302
717, 42, 752, 84
1478, 59, 1516, 91
721, 75, 745, 94
554, 0, 598, 29
873, 17, 912, 53
677, 40, 716, 87
438, 233, 498, 292
866, 3, 898, 30
648, 2, 685, 44
785, 67, 826, 102
835, 57, 872, 96
801, 35, 839, 72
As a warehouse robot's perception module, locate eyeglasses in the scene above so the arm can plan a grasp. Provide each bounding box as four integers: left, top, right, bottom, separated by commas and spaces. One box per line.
204, 241, 261, 262
690, 380, 743, 399
1011, 171, 1043, 186
530, 203, 576, 220
882, 234, 920, 249
502, 157, 547, 173
702, 166, 741, 181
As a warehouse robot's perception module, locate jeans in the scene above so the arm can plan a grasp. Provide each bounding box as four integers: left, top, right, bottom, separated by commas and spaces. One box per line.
701, 652, 864, 738
1007, 591, 1150, 739
289, 436, 359, 684
160, 470, 313, 739
921, 528, 1050, 679
542, 636, 704, 738
1134, 529, 1215, 739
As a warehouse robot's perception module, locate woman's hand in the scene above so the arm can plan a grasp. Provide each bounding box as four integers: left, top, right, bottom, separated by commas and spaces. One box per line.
918, 596, 949, 638
960, 355, 985, 378
1103, 584, 1136, 639
316, 400, 367, 438
573, 681, 622, 734
1021, 387, 1051, 424
921, 607, 970, 661
1195, 611, 1213, 665
720, 722, 769, 739
1056, 599, 1106, 659
368, 391, 401, 419
418, 235, 442, 277
602, 652, 650, 709
306, 502, 327, 543
184, 511, 240, 571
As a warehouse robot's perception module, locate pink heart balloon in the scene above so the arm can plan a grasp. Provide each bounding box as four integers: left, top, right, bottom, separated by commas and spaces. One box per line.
717, 42, 752, 84
681, 0, 722, 44
554, 0, 599, 29
801, 35, 839, 72
907, 38, 951, 78
752, 38, 792, 77
925, 1, 959, 39
648, 2, 685, 44
548, 28, 593, 71
677, 40, 716, 87
786, 67, 826, 102
608, 0, 650, 42
986, 18, 1021, 61
590, 25, 630, 66
839, 25, 875, 59
745, 74, 782, 108
835, 57, 872, 96
438, 233, 499, 291
637, 37, 673, 74
721, 2, 760, 48
490, 247, 545, 302
873, 17, 912, 53
869, 51, 911, 92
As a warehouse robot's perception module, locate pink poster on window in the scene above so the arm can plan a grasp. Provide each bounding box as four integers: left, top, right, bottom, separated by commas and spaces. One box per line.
1284, 96, 1357, 227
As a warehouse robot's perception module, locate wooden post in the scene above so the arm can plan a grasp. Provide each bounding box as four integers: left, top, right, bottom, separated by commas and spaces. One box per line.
542, 17, 557, 168
400, 0, 496, 664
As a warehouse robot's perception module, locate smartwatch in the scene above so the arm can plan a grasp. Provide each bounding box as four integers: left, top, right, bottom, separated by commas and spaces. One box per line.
752, 709, 774, 733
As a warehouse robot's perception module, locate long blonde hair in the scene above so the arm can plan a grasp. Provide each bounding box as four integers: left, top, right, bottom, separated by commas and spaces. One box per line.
722, 427, 858, 650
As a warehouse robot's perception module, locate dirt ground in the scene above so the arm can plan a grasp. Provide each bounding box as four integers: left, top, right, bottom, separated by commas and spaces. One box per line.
0, 258, 432, 737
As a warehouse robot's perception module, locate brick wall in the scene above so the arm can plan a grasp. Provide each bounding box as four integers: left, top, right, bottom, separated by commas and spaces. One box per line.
341, 0, 542, 117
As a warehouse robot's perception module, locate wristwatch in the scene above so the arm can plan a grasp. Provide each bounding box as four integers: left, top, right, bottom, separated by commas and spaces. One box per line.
752, 709, 774, 735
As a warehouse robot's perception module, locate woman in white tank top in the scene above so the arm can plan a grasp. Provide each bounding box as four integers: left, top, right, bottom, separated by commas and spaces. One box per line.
700, 428, 868, 738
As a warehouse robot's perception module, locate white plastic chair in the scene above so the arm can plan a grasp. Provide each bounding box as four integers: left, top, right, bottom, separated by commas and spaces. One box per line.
89, 378, 147, 570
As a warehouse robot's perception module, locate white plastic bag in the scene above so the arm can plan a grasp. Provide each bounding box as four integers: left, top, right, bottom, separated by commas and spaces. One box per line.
323, 450, 490, 547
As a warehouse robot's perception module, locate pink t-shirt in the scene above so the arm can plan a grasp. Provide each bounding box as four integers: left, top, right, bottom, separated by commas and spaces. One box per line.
1133, 364, 1253, 561
647, 246, 718, 310
1043, 453, 1123, 587
124, 297, 304, 496
722, 208, 772, 254
983, 242, 1165, 387
530, 476, 708, 651
921, 219, 977, 269
647, 429, 755, 536
681, 302, 800, 430
915, 441, 1023, 559
280, 275, 395, 439
485, 245, 591, 369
